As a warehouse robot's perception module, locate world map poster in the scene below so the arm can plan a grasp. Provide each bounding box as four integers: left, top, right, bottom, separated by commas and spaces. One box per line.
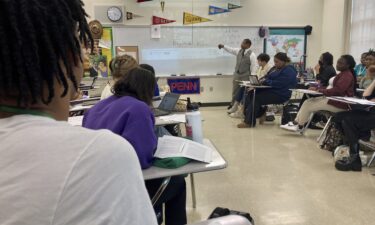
265, 29, 306, 63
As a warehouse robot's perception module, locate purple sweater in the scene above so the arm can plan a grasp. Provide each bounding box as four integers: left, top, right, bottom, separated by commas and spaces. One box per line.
82, 96, 157, 169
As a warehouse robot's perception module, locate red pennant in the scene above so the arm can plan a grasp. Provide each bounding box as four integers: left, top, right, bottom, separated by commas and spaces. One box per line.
152, 16, 175, 25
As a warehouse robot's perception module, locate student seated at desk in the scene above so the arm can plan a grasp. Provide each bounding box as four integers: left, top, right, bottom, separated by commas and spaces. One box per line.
332, 79, 375, 171
237, 52, 297, 128
281, 55, 356, 132
354, 52, 368, 78
315, 52, 336, 88
359, 65, 375, 89
228, 53, 272, 118
140, 63, 161, 98
100, 55, 138, 100
83, 68, 187, 225
0, 1, 157, 224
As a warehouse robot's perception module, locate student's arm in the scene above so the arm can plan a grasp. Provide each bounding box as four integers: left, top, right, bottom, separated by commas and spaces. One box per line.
316, 68, 335, 87
363, 79, 375, 97
222, 46, 240, 56
53, 132, 158, 225
264, 73, 295, 88
249, 52, 258, 75
319, 72, 353, 96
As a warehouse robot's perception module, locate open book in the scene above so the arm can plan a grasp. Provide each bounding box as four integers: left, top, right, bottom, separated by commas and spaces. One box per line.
155, 136, 213, 163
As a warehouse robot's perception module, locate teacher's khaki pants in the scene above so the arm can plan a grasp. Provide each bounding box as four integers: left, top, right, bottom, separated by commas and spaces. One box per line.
295, 96, 345, 125
232, 74, 249, 104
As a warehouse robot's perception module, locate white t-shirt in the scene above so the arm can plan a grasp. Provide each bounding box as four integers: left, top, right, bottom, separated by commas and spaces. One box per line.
0, 115, 157, 225
327, 76, 336, 89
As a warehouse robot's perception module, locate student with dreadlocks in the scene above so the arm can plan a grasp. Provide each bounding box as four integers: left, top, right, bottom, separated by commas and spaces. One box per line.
0, 0, 157, 224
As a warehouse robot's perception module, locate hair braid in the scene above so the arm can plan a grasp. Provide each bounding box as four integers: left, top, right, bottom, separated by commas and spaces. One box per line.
0, 0, 93, 106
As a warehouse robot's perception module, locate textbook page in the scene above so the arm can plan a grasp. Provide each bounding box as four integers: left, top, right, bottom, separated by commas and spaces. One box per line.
155, 136, 213, 163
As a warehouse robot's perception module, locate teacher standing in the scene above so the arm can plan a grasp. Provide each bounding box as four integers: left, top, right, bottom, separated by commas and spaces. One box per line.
218, 39, 257, 109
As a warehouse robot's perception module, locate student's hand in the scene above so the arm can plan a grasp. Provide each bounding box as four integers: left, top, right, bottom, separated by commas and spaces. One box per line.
371, 98, 375, 103
314, 64, 320, 74
218, 44, 224, 49
308, 87, 318, 91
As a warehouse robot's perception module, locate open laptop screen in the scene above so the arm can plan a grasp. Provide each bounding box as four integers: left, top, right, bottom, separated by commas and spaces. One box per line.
158, 93, 180, 111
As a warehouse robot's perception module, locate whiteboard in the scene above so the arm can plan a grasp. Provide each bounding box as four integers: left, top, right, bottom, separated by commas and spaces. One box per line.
113, 26, 264, 76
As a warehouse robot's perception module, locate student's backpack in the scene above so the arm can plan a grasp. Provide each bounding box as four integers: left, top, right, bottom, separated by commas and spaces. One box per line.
208, 207, 254, 224
281, 104, 299, 125
320, 121, 344, 152
308, 112, 329, 129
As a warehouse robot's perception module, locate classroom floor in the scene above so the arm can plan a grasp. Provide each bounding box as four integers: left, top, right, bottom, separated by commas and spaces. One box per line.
185, 107, 375, 225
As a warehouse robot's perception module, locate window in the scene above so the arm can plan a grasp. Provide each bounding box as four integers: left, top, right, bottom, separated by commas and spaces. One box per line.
350, 0, 375, 62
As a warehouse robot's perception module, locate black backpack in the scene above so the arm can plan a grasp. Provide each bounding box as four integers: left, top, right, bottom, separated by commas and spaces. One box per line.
281, 104, 299, 125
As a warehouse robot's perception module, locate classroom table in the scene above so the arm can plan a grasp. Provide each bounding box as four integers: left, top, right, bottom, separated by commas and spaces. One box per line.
291, 89, 323, 96
143, 139, 227, 209
70, 96, 101, 105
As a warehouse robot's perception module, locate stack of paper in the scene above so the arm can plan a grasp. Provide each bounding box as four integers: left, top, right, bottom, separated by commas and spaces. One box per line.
155, 136, 213, 163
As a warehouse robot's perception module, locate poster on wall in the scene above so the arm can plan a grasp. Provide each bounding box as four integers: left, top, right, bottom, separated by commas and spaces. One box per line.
265, 28, 306, 64
167, 78, 200, 94
83, 27, 113, 78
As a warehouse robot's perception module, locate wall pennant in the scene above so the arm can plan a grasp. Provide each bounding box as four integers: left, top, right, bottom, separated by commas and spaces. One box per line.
126, 12, 143, 20
137, 0, 152, 2
228, 3, 242, 10
209, 5, 230, 15
152, 16, 175, 25
183, 12, 212, 25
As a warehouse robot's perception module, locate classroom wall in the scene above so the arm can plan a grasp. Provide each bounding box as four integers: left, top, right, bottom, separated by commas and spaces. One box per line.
321, 0, 350, 63
83, 0, 325, 67
82, 0, 350, 103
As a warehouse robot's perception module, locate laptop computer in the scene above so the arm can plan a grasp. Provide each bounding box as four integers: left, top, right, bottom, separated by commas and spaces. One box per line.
152, 92, 181, 117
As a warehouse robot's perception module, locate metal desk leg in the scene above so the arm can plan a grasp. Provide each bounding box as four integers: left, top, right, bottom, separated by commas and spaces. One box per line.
251, 88, 256, 126
300, 112, 315, 135
151, 177, 171, 206
368, 152, 375, 167
190, 173, 197, 209
317, 116, 332, 143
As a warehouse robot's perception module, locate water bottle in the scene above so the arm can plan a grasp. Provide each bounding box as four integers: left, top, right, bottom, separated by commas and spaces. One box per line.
185, 98, 203, 144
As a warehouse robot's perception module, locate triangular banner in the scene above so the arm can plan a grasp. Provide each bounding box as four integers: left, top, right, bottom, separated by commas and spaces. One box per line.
137, 0, 152, 2
209, 6, 230, 15
228, 3, 242, 9
152, 16, 175, 25
126, 12, 143, 20
183, 12, 212, 25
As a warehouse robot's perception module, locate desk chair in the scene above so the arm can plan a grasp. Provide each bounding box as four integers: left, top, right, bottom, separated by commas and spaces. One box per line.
300, 111, 333, 135
359, 140, 375, 167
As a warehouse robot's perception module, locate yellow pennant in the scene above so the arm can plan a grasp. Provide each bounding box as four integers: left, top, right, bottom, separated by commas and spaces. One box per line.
183, 12, 212, 25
